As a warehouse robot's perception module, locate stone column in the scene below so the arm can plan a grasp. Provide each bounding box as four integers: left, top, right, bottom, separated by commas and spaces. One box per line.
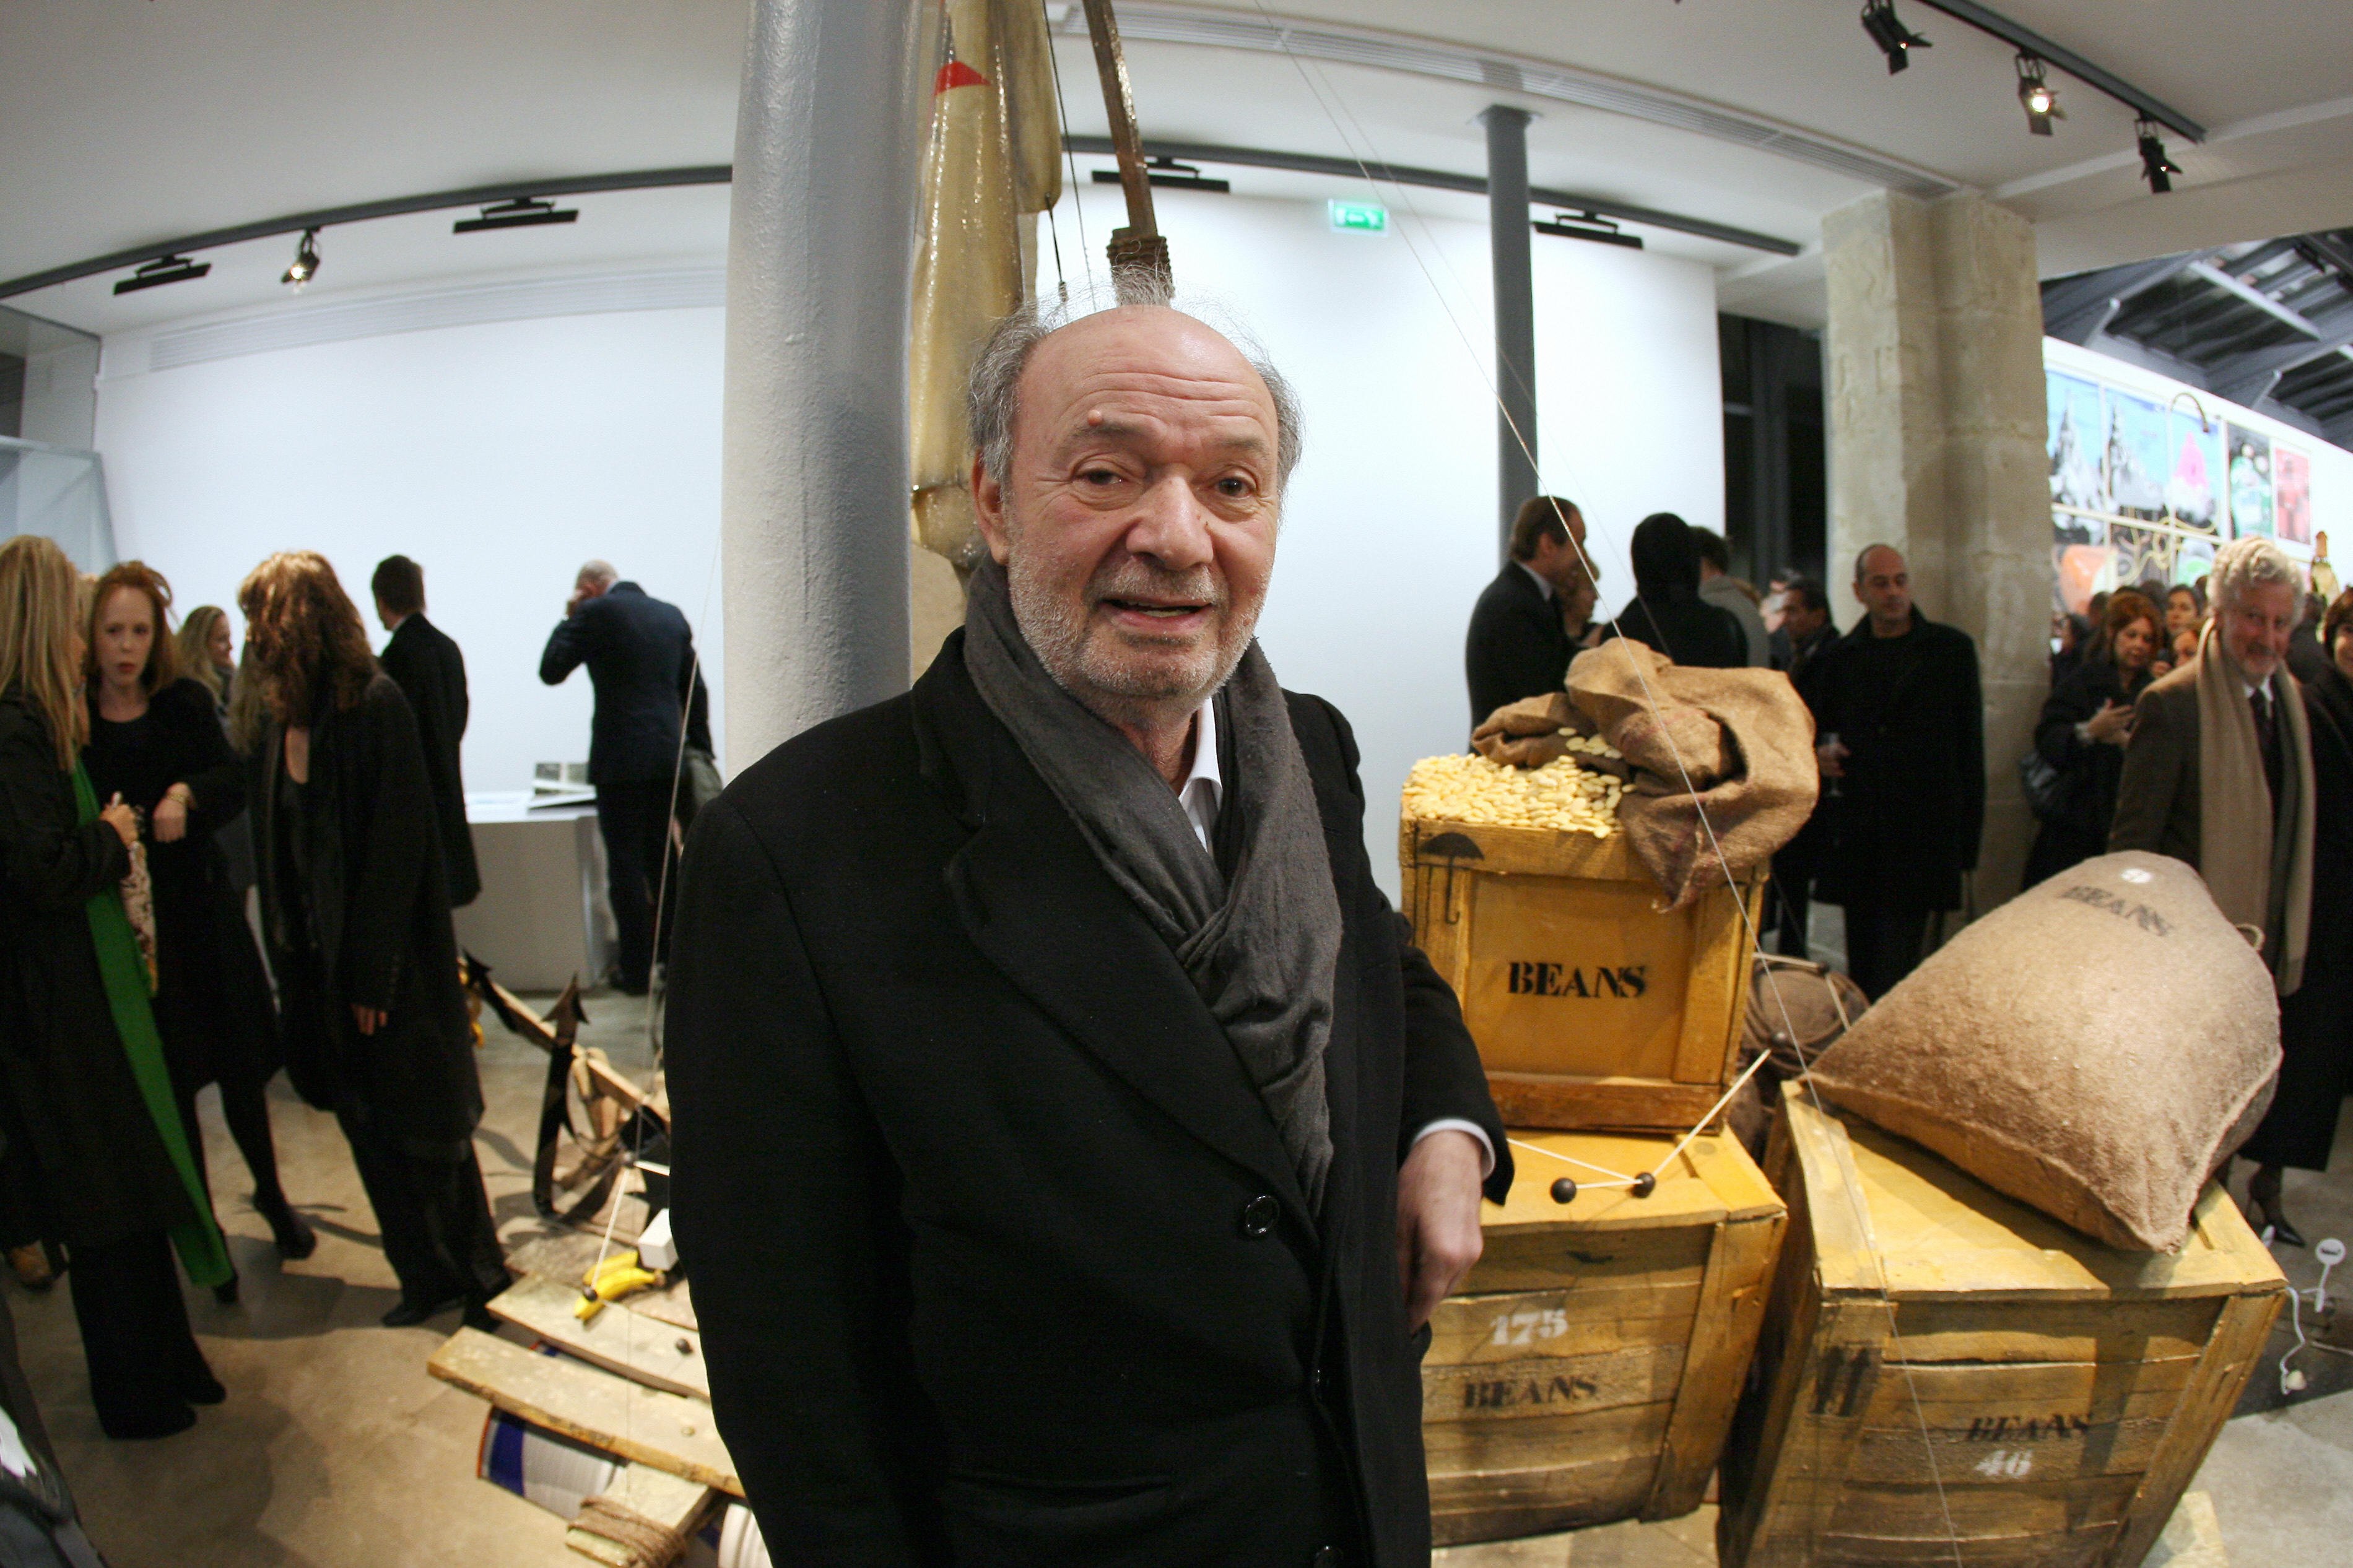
1482, 105, 1537, 555
1823, 188, 2051, 910
720, 0, 928, 769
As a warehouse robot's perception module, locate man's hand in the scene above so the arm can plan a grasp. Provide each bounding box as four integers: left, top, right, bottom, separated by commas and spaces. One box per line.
1396, 1129, 1487, 1334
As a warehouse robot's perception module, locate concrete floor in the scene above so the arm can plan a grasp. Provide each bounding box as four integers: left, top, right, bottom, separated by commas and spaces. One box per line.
15, 981, 2353, 1566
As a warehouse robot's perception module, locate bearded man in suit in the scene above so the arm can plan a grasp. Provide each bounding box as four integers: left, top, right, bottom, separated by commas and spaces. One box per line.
667, 297, 1510, 1567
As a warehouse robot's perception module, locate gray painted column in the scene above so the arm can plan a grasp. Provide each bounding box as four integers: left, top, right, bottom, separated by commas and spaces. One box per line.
720, 0, 928, 769
1481, 105, 1537, 555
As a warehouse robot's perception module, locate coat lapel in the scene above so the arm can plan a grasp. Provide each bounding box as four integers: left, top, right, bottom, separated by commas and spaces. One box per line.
915, 646, 1312, 1224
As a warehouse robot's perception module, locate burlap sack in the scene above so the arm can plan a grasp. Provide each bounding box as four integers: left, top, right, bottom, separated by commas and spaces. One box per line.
1565, 643, 1819, 908
1809, 851, 2281, 1252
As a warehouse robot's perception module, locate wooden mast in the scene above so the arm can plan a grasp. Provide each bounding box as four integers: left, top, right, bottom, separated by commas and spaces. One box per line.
1077, 0, 1170, 297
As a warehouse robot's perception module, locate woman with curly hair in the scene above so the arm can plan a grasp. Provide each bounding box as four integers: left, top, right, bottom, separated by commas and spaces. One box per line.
0, 534, 230, 1437
85, 563, 313, 1289
238, 552, 502, 1328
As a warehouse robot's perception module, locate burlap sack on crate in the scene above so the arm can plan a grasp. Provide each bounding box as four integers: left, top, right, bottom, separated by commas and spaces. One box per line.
1809, 851, 2280, 1252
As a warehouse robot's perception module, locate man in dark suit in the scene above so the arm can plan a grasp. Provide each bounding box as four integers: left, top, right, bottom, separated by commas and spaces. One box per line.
1463, 495, 1583, 734
668, 303, 1510, 1567
539, 562, 710, 995
1766, 578, 1835, 956
1803, 545, 1984, 1000
372, 554, 481, 907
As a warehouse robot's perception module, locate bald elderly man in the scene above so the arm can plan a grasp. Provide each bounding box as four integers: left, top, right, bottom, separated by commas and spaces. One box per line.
667, 298, 1510, 1567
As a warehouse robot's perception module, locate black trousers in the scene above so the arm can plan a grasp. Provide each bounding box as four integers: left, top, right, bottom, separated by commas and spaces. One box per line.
1766, 855, 1812, 960
339, 1114, 505, 1310
66, 1229, 212, 1437
596, 780, 677, 990
1841, 900, 1931, 1002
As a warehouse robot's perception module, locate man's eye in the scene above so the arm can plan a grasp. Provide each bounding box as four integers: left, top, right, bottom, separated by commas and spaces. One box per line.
1080, 468, 1121, 485
1216, 477, 1253, 497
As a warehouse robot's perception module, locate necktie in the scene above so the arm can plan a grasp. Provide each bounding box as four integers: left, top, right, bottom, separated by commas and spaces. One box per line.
2251, 687, 2275, 756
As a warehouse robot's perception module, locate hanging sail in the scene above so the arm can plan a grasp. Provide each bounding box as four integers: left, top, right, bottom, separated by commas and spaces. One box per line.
909, 0, 1062, 568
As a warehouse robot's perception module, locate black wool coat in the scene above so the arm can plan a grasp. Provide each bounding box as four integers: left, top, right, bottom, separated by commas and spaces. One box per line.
2243, 662, 2353, 1170
666, 636, 1511, 1568
250, 674, 482, 1159
1464, 562, 1570, 734
1600, 587, 1747, 670
0, 695, 194, 1250
380, 614, 481, 907
539, 584, 713, 787
1804, 610, 1985, 911
2022, 654, 2151, 887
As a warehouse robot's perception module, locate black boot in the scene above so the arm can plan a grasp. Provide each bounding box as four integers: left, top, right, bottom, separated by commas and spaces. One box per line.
255, 1193, 318, 1260
2250, 1164, 2306, 1249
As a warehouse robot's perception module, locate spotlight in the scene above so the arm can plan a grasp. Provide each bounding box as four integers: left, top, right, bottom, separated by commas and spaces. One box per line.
1859, 0, 1931, 74
1532, 210, 1643, 250
282, 228, 321, 290
113, 254, 211, 295
453, 197, 578, 234
2015, 54, 2064, 136
2136, 119, 2183, 194
1090, 155, 1230, 193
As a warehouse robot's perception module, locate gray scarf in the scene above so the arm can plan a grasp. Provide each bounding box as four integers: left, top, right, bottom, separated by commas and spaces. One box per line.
963, 556, 1341, 1210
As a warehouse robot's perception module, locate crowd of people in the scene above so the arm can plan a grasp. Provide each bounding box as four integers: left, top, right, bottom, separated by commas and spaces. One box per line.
0, 535, 708, 1447
1464, 516, 2351, 1248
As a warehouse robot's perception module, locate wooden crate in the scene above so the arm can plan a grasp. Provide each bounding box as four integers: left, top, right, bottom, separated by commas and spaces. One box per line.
1400, 813, 1766, 1131
1718, 1083, 2286, 1568
1424, 1127, 1786, 1545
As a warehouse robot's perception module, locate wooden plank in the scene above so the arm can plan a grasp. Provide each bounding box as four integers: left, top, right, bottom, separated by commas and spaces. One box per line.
1843, 1412, 2168, 1483
1881, 1298, 2220, 1367
2110, 1286, 2282, 1567
1423, 1399, 1673, 1475
1406, 817, 1637, 880
1827, 1472, 2141, 1537
489, 1275, 710, 1400
1649, 1206, 1785, 1519
1427, 1286, 1698, 1366
1853, 1355, 2195, 1429
1815, 1526, 2116, 1567
1423, 1344, 1689, 1424
1485, 1077, 1721, 1135
1671, 877, 1760, 1088
428, 1328, 741, 1496
1429, 1454, 1660, 1548
565, 1463, 715, 1567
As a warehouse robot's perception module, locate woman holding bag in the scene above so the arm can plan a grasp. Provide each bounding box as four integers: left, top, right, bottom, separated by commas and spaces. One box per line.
0, 534, 230, 1439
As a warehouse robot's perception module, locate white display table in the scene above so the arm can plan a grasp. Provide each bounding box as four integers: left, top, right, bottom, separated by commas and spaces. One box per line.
452, 792, 617, 994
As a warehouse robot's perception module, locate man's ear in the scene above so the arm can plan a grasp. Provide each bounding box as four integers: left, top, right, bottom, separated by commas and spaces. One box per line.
970, 452, 1014, 565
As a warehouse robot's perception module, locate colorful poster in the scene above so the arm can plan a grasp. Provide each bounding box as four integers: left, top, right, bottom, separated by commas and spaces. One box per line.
2103, 389, 2169, 521
2227, 425, 2273, 538
2046, 371, 2105, 513
2276, 446, 2313, 545
2164, 409, 2225, 532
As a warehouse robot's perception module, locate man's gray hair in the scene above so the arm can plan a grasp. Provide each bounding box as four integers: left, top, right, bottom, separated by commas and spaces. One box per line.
576, 559, 618, 589
967, 272, 1304, 497
2209, 536, 2305, 626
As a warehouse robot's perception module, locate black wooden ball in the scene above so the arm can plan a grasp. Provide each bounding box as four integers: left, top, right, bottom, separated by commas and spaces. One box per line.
1549, 1176, 1578, 1204
1632, 1172, 1657, 1198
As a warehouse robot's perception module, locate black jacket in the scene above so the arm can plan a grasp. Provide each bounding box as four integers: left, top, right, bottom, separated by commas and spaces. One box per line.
1464, 562, 1569, 733
250, 675, 482, 1159
539, 583, 712, 786
1603, 588, 1747, 670
379, 613, 481, 906
1804, 610, 1985, 911
666, 636, 1510, 1568
2030, 656, 2151, 841
0, 695, 195, 1251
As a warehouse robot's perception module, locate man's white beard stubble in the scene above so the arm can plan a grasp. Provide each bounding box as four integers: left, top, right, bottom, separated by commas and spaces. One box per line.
1005, 538, 1260, 723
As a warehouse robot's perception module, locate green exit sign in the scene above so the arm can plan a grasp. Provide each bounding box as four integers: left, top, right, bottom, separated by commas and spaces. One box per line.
1329, 199, 1388, 234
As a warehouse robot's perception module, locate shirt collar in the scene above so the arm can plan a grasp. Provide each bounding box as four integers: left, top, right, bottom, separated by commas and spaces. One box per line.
2244, 672, 2276, 703
1179, 697, 1223, 852
1516, 559, 1555, 602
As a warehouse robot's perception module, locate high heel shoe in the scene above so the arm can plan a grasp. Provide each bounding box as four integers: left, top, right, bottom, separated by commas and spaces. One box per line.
2250, 1167, 2306, 1249
255, 1193, 317, 1260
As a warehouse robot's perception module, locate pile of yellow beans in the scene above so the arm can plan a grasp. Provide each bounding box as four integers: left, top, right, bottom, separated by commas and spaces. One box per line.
1403, 746, 1623, 836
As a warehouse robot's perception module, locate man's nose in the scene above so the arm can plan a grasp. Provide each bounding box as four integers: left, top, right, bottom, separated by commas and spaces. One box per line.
1124, 475, 1214, 571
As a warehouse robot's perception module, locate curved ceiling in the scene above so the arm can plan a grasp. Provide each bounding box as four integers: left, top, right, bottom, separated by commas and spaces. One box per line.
4, 0, 2349, 336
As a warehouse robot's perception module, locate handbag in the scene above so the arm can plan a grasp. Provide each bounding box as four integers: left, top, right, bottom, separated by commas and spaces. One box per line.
673, 744, 724, 833
2017, 747, 2072, 823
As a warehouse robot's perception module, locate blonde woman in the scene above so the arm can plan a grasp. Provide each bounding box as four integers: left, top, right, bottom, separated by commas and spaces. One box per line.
175, 604, 237, 712
0, 535, 230, 1439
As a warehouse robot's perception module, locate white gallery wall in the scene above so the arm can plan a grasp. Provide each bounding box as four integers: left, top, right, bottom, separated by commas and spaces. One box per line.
95, 292, 727, 800
89, 188, 1722, 896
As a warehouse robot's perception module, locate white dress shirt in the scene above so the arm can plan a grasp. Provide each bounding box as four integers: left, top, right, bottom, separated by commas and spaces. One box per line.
1516, 559, 1555, 602
1179, 700, 1496, 1179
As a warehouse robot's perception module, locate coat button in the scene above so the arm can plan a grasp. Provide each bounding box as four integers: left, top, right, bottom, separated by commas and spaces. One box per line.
1239, 1194, 1279, 1237
1312, 1548, 1342, 1567
1311, 1363, 1329, 1398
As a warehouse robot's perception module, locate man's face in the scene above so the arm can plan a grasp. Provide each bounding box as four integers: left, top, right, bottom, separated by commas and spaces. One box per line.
2222, 580, 2299, 680
1853, 547, 1912, 628
1783, 599, 1827, 642
973, 308, 1281, 724
1528, 523, 1584, 592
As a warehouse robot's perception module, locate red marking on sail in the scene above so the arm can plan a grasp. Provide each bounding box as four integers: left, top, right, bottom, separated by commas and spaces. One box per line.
934, 59, 988, 93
